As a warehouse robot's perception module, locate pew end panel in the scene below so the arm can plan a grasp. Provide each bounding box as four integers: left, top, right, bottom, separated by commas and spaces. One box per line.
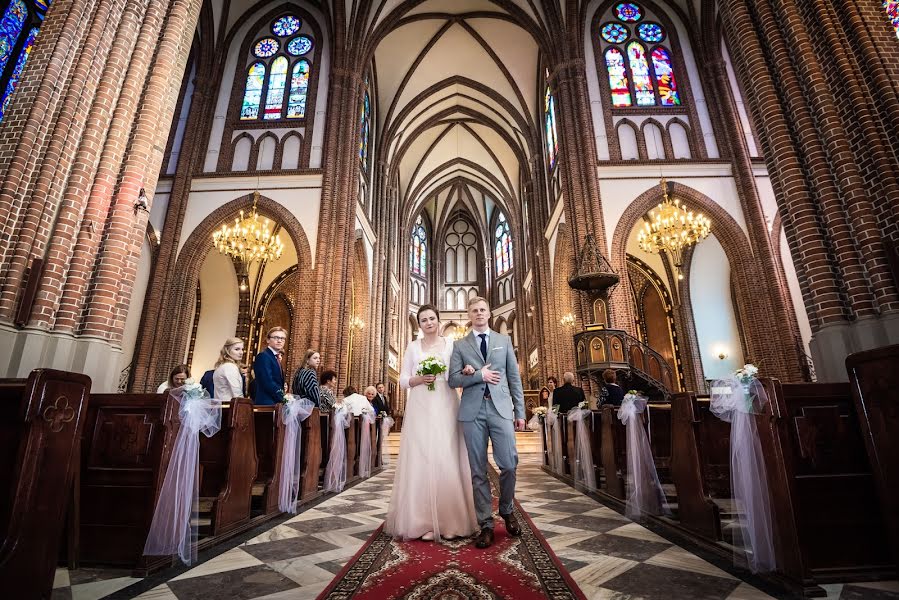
846, 344, 899, 573
252, 405, 284, 515
208, 398, 258, 536
599, 406, 625, 499
301, 408, 323, 500
0, 370, 91, 599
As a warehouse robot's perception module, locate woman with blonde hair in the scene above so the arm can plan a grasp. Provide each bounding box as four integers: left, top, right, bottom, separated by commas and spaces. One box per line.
213, 337, 245, 400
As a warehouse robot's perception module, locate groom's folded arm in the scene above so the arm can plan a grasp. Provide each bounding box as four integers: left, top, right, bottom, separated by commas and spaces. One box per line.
448, 350, 484, 387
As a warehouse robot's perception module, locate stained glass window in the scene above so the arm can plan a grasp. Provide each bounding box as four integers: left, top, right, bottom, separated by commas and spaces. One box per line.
359, 86, 370, 170
287, 35, 313, 56
254, 38, 278, 58
544, 71, 559, 170
411, 216, 427, 276
651, 47, 680, 106
286, 59, 309, 118
637, 22, 664, 42
495, 212, 512, 276
240, 14, 314, 122
0, 0, 51, 122
263, 56, 287, 119
886, 1, 899, 38
601, 22, 628, 43
627, 41, 654, 106
605, 48, 631, 107
597, 3, 684, 110
272, 15, 300, 37
615, 3, 642, 22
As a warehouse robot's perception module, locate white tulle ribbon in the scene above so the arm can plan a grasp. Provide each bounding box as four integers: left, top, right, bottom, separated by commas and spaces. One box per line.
357, 410, 377, 478
278, 395, 315, 513
143, 384, 222, 565
544, 409, 565, 473
324, 406, 352, 493
527, 414, 546, 463
566, 407, 596, 489
710, 375, 777, 573
618, 394, 669, 519
380, 416, 395, 466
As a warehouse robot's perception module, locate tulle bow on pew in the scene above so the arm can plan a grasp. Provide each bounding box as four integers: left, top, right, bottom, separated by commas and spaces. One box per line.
710, 371, 777, 573
544, 408, 565, 473
324, 405, 352, 493
278, 395, 315, 513
144, 383, 222, 565
617, 393, 669, 520
527, 410, 546, 463
379, 416, 395, 466
343, 394, 377, 478
566, 405, 597, 489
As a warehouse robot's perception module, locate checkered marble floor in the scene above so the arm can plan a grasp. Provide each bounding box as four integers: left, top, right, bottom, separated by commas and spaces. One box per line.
52, 454, 899, 599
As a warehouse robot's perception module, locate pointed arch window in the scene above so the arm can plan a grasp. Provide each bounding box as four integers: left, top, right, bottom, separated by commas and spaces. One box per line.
0, 0, 52, 122
596, 3, 682, 108
886, 1, 899, 38
410, 215, 427, 277
544, 69, 559, 170
240, 13, 315, 121
494, 212, 513, 276
360, 81, 371, 171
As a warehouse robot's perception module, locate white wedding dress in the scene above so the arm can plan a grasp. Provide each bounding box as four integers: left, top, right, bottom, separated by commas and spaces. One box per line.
384, 337, 478, 540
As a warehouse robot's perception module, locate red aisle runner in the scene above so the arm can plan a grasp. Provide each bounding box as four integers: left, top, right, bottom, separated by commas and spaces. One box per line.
317, 476, 587, 599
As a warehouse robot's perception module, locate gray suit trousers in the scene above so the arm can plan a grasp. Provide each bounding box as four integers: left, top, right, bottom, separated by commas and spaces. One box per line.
462, 396, 519, 529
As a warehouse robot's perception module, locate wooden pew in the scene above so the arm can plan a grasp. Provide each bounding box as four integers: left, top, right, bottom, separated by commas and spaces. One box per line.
846, 344, 899, 572
301, 408, 323, 500
346, 416, 359, 482
599, 405, 625, 499
252, 405, 285, 515
197, 397, 257, 536
647, 403, 672, 482
78, 392, 173, 567
0, 369, 90, 599
759, 379, 894, 588
669, 392, 722, 541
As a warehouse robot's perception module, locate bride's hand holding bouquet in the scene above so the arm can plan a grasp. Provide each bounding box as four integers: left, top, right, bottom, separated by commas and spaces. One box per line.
416, 356, 447, 391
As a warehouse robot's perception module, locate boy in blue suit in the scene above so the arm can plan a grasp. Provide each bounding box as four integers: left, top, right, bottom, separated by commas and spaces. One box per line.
253, 326, 287, 405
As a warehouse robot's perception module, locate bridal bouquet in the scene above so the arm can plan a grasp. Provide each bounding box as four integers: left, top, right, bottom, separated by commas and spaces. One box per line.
416, 356, 447, 391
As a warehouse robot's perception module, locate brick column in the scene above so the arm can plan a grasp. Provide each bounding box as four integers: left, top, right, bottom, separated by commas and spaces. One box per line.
0, 0, 95, 319
28, 0, 147, 329
53, 0, 170, 335
81, 0, 204, 339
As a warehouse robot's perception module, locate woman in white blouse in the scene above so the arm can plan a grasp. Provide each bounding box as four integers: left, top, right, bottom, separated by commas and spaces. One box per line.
213, 338, 245, 400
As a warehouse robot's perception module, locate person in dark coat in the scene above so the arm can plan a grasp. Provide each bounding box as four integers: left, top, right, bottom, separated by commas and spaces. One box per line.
601, 369, 625, 406
372, 382, 390, 416
552, 372, 587, 413
252, 326, 287, 405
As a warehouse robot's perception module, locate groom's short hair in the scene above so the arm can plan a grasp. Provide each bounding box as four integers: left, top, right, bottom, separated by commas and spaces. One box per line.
467, 296, 489, 309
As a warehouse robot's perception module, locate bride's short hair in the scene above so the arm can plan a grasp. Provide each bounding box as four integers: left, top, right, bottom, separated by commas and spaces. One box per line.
417, 304, 439, 322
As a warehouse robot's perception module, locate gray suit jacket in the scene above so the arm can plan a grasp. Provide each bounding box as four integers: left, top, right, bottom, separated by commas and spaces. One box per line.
448, 330, 525, 422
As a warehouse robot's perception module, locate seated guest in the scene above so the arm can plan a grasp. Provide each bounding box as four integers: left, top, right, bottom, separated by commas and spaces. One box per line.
157, 364, 190, 394
364, 386, 379, 412
373, 382, 391, 416
199, 369, 214, 397
213, 337, 245, 400
319, 369, 338, 413
552, 371, 587, 413
547, 376, 558, 408
291, 349, 322, 407
601, 369, 625, 406
253, 326, 287, 405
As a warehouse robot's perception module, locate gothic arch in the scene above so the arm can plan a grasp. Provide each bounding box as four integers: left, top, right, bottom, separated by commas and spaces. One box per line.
610, 182, 769, 380
139, 194, 312, 389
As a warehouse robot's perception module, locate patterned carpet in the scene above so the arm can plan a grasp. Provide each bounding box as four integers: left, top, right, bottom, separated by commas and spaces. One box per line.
317, 469, 586, 599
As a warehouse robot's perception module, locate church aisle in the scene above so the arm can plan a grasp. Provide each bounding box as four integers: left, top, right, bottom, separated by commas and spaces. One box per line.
51, 454, 899, 599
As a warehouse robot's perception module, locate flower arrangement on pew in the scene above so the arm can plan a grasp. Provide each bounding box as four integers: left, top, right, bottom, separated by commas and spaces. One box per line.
709, 361, 776, 573
531, 406, 547, 419
577, 400, 589, 410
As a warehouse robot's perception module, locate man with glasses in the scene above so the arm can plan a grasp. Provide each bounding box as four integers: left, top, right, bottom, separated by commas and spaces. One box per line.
253, 326, 288, 405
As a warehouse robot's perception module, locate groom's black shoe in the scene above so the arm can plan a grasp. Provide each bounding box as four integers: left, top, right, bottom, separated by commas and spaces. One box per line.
501, 513, 522, 537
475, 527, 494, 548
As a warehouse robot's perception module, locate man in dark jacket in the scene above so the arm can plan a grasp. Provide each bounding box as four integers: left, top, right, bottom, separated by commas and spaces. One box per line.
372, 382, 390, 416
252, 326, 287, 405
552, 372, 586, 413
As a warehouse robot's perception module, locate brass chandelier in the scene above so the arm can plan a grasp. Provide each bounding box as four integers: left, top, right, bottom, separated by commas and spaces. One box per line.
637, 179, 711, 278
212, 190, 284, 264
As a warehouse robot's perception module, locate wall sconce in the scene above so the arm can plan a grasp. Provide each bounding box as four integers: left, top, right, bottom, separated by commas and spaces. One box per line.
559, 313, 576, 329
134, 188, 149, 214
716, 348, 729, 360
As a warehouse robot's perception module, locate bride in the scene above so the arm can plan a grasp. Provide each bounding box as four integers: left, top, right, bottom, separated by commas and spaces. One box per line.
385, 304, 478, 541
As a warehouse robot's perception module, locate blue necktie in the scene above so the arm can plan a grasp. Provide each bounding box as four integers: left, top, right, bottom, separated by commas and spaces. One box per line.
479, 333, 488, 362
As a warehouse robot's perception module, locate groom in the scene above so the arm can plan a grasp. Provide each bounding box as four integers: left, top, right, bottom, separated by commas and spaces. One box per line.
449, 296, 525, 548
